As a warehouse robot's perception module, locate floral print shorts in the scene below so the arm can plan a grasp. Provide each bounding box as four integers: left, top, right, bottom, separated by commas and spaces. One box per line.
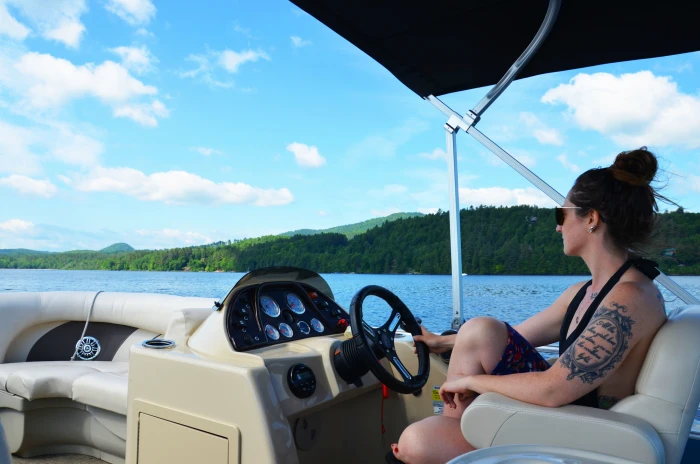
490, 322, 551, 375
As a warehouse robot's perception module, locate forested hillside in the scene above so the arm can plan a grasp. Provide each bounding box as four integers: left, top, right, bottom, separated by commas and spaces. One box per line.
0, 207, 697, 275
281, 212, 424, 239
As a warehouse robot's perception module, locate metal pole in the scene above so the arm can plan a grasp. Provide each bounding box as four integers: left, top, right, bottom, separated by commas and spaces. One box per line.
472, 0, 561, 117
445, 120, 464, 330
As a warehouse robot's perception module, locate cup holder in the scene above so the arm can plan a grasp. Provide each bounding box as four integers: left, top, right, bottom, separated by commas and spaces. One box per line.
142, 339, 177, 349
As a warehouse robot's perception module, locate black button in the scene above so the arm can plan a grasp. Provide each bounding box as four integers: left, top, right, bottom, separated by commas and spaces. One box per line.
243, 334, 253, 344
283, 312, 294, 324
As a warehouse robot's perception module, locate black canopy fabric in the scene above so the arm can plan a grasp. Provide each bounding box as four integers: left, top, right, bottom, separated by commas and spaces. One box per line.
291, 0, 700, 97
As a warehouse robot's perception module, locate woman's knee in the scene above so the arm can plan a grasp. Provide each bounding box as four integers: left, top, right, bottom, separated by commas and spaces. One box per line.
457, 316, 507, 347
395, 418, 441, 463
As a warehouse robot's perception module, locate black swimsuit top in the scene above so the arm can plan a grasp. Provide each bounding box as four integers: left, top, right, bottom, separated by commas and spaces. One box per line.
558, 258, 660, 408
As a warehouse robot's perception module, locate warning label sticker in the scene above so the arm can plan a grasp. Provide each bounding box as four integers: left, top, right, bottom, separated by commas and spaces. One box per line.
432, 386, 443, 415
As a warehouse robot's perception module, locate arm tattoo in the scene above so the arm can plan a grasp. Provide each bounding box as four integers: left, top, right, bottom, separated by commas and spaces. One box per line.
598, 395, 619, 410
656, 290, 666, 310
558, 302, 634, 384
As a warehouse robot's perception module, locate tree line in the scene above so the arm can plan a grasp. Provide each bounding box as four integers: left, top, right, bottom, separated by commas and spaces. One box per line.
0, 206, 697, 275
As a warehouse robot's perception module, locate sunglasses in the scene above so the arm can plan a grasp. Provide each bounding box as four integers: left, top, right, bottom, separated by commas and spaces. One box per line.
555, 207, 607, 226
555, 207, 584, 226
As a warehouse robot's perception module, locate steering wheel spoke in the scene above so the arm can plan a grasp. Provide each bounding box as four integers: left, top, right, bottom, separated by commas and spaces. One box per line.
389, 354, 413, 381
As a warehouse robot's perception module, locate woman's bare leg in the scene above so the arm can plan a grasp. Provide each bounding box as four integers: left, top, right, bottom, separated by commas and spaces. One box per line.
394, 416, 475, 464
442, 316, 509, 418
392, 317, 509, 462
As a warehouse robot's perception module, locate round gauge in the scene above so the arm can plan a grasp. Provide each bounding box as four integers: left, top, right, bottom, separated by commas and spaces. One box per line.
297, 321, 311, 335
279, 322, 294, 338
260, 295, 281, 318
310, 318, 324, 333
265, 324, 280, 341
286, 292, 306, 314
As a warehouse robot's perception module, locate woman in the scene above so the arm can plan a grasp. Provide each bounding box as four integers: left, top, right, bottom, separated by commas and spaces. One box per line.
390, 148, 671, 464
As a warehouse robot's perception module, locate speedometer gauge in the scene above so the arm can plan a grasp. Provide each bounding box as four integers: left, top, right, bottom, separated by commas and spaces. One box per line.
265, 324, 280, 340
310, 318, 324, 333
279, 323, 294, 338
285, 292, 305, 314
260, 295, 281, 317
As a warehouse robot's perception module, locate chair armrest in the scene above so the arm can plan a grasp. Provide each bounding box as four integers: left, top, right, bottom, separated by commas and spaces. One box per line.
461, 393, 665, 464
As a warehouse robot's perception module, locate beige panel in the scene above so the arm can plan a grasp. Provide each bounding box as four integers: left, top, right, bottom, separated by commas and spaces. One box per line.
393, 336, 448, 424
4, 322, 64, 363
112, 329, 159, 362
138, 414, 228, 464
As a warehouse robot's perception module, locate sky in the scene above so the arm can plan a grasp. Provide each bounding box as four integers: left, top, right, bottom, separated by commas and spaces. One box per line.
0, 0, 699, 251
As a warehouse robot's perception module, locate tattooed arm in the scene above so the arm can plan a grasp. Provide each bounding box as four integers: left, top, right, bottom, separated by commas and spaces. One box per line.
441, 283, 656, 408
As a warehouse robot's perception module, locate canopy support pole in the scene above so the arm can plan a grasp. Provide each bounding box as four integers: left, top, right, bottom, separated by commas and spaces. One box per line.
445, 118, 464, 330
428, 0, 698, 317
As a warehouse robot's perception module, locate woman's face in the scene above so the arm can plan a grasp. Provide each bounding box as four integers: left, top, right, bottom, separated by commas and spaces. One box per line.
557, 195, 587, 256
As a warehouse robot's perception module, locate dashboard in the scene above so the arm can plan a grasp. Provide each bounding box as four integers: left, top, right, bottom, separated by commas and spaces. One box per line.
226, 282, 349, 351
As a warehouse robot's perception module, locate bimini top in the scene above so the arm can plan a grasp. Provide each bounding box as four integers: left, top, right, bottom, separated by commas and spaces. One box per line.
291, 0, 700, 97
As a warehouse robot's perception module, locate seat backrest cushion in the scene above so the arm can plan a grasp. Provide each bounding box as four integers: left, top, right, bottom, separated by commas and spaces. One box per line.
0, 292, 216, 362
612, 304, 700, 464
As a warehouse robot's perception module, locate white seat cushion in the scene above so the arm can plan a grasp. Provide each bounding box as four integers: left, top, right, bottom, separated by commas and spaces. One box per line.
0, 361, 128, 401
72, 372, 128, 415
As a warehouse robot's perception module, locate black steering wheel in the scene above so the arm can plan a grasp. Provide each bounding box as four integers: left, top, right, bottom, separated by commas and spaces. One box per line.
349, 285, 430, 394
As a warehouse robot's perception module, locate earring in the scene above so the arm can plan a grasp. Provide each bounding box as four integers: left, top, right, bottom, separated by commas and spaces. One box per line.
588, 225, 597, 234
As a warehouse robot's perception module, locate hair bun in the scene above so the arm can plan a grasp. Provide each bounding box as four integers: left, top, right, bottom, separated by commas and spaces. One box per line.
609, 147, 657, 187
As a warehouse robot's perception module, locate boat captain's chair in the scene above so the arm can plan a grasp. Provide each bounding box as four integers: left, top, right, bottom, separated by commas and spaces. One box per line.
459, 304, 700, 464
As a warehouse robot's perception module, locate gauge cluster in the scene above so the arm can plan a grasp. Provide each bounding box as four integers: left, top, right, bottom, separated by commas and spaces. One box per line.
226, 282, 348, 351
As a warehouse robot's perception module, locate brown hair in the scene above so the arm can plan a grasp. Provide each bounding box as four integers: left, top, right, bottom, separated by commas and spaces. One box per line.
569, 147, 676, 252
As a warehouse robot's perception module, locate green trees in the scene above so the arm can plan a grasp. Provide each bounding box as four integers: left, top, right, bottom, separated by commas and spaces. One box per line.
1, 208, 698, 275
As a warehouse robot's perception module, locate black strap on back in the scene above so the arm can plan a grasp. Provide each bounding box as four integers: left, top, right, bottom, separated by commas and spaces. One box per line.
559, 258, 659, 356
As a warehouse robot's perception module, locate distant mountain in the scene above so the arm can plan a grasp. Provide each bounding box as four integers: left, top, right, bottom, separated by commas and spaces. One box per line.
99, 243, 135, 253
281, 212, 425, 239
0, 249, 49, 256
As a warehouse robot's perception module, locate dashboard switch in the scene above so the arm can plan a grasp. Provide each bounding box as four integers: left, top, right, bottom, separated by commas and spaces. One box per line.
337, 318, 349, 330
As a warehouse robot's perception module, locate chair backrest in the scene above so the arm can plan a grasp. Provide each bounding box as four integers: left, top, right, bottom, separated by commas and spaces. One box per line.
612, 304, 700, 464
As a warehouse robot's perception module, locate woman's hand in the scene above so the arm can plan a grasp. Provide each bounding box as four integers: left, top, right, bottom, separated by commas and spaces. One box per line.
439, 377, 476, 409
413, 325, 453, 354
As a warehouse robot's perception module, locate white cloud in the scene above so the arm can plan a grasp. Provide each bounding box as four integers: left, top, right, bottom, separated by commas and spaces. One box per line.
459, 187, 556, 207
542, 71, 700, 149
233, 24, 253, 39
1, 0, 87, 47
219, 49, 270, 73
556, 154, 581, 173
519, 112, 564, 146
418, 207, 439, 215
0, 121, 41, 175
0, 3, 31, 40
135, 28, 154, 38
291, 36, 312, 48
105, 0, 156, 25
370, 207, 401, 217
135, 228, 212, 248
109, 45, 157, 74
318, 210, 327, 216
72, 166, 294, 206
114, 99, 169, 127
192, 146, 223, 156
57, 174, 71, 185
0, 175, 57, 198
44, 18, 85, 48
10, 52, 156, 109
0, 219, 34, 234
286, 142, 327, 168
0, 120, 102, 173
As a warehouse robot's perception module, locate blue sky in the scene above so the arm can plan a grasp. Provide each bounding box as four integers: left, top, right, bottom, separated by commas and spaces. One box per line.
0, 0, 699, 251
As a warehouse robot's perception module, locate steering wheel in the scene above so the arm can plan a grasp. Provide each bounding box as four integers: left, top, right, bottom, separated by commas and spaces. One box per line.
349, 285, 430, 394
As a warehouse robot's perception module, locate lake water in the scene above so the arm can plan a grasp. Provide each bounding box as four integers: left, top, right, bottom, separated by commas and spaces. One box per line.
1, 269, 698, 333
